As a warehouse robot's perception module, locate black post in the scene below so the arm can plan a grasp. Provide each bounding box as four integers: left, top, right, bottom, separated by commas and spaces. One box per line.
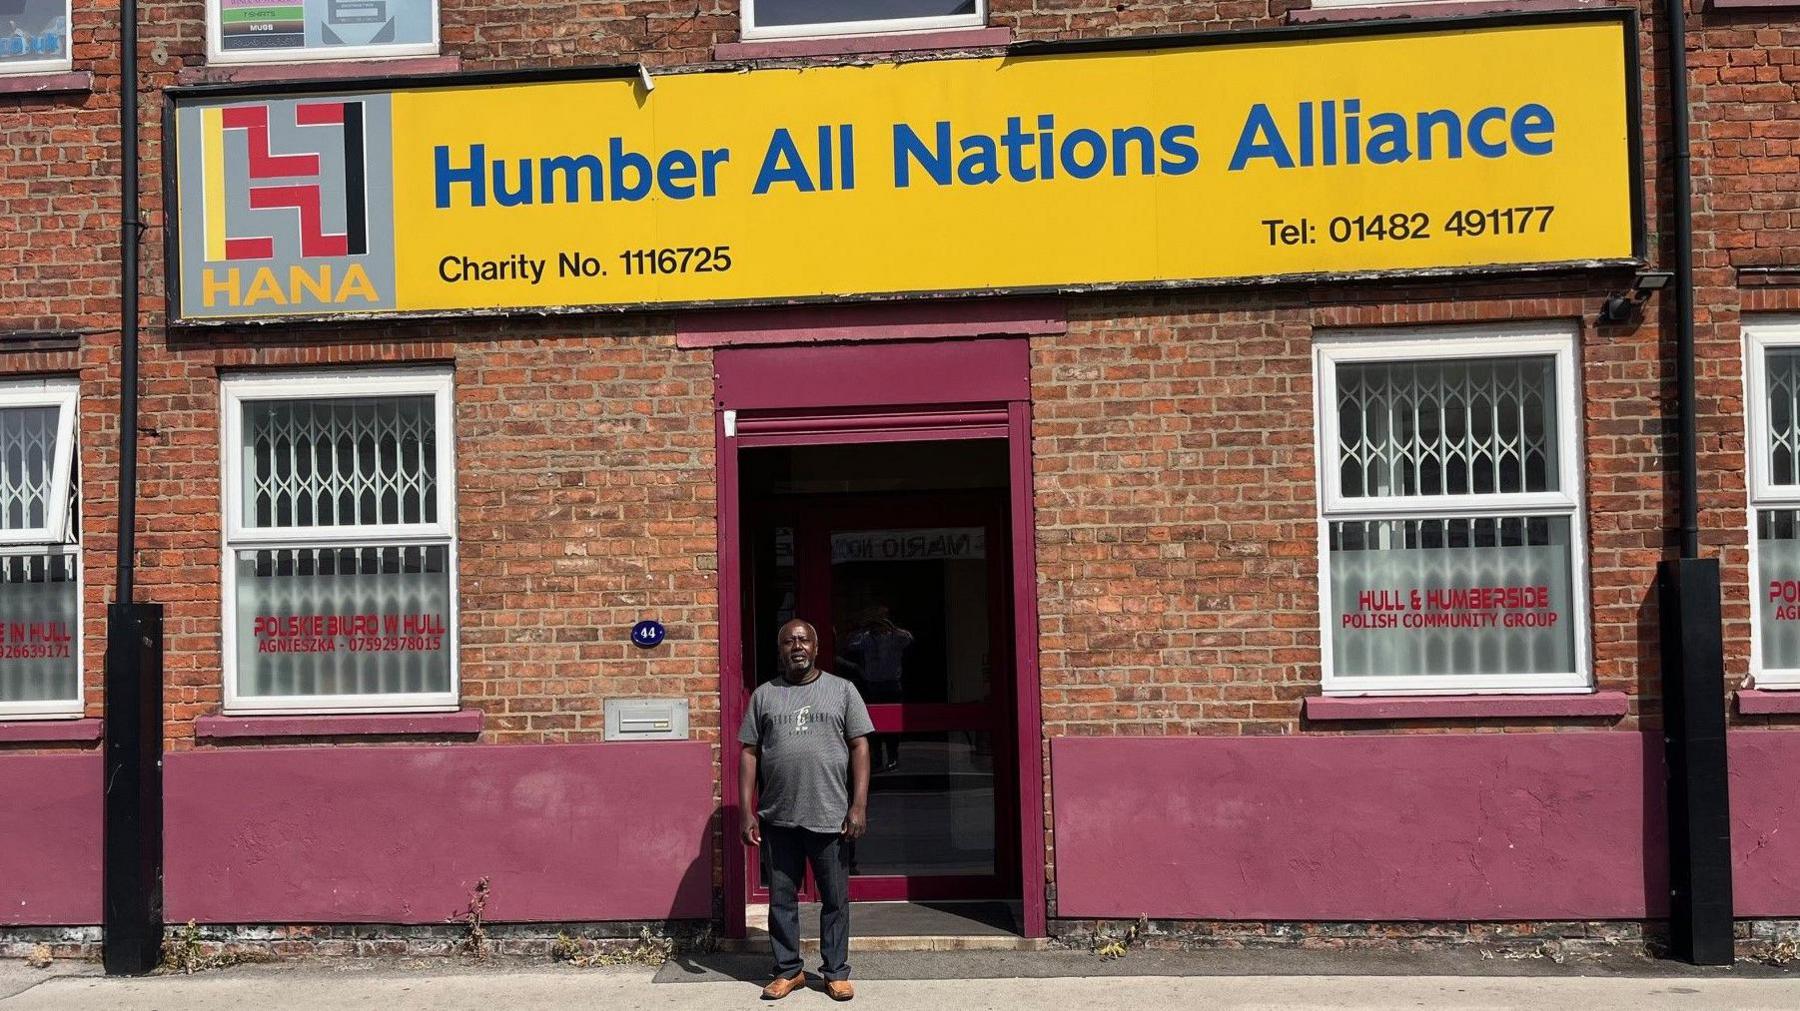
1658, 0, 1732, 965
1658, 558, 1733, 965
103, 0, 157, 976
102, 603, 163, 976
1670, 0, 1699, 562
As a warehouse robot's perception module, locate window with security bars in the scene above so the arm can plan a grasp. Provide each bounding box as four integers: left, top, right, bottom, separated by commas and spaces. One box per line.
223, 371, 456, 713
1747, 326, 1800, 687
0, 380, 81, 719
1316, 330, 1588, 694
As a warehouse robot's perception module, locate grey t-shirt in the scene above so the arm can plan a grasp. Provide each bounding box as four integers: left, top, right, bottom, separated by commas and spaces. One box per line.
738, 671, 875, 833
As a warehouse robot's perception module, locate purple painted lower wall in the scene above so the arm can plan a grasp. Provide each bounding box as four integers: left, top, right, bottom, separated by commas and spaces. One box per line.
17, 730, 1798, 929
1053, 731, 1800, 921
164, 742, 715, 924
1051, 733, 1669, 921
0, 752, 100, 925
1730, 731, 1800, 917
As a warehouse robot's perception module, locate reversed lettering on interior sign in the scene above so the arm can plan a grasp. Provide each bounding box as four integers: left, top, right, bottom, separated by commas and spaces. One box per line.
830, 528, 987, 564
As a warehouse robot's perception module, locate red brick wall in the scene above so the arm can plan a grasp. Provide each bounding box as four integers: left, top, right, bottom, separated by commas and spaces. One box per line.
1032, 282, 1666, 741
5, 0, 1797, 931
1688, 13, 1800, 722
128, 324, 719, 749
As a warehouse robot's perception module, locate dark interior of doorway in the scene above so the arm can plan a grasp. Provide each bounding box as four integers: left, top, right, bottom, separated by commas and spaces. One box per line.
737, 437, 1020, 908
738, 439, 1010, 690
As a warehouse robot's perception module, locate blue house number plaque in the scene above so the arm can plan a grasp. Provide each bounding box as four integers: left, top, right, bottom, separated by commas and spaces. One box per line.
630, 620, 666, 649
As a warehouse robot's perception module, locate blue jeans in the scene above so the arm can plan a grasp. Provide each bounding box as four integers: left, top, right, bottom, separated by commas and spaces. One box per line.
763, 824, 851, 981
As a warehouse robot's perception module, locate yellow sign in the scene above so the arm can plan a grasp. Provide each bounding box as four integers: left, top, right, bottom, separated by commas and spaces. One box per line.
170, 14, 1638, 322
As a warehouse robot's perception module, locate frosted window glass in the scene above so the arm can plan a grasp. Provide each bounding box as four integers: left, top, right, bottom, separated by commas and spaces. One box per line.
1330, 516, 1576, 679
234, 544, 450, 698
1759, 508, 1800, 670
0, 551, 78, 703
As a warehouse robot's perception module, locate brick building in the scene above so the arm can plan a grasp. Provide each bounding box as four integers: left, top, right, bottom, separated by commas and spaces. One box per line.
2, 0, 1798, 963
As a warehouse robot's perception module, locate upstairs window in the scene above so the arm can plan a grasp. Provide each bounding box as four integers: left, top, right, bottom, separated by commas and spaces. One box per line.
207, 0, 438, 64
1, 1, 73, 76
741, 0, 984, 41
1315, 326, 1590, 695
0, 380, 81, 720
222, 370, 456, 714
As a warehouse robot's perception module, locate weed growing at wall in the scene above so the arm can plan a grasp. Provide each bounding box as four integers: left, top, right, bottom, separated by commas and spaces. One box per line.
1089, 915, 1148, 960
460, 878, 492, 958
159, 921, 273, 974
550, 926, 678, 967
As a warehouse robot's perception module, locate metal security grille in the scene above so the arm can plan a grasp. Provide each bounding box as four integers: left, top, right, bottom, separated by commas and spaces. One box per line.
1766, 350, 1800, 486
0, 406, 59, 532
243, 396, 437, 529
1337, 356, 1558, 499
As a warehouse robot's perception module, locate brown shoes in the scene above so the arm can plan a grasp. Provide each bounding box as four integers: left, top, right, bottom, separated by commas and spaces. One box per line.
759, 970, 854, 1000
760, 971, 807, 1000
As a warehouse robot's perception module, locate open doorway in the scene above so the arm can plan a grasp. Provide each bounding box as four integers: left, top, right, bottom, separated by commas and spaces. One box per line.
737, 439, 1018, 904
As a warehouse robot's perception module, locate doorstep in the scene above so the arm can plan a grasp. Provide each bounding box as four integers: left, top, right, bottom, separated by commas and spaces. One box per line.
726, 900, 1049, 952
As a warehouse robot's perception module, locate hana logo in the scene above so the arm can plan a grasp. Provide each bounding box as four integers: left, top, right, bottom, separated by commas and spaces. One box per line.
193, 96, 395, 313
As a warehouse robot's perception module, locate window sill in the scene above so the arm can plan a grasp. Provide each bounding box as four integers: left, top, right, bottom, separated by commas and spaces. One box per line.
0, 71, 93, 96
176, 55, 461, 87
1305, 691, 1629, 721
714, 27, 1012, 61
0, 718, 101, 743
1289, 0, 1611, 24
1738, 689, 1800, 715
197, 709, 483, 739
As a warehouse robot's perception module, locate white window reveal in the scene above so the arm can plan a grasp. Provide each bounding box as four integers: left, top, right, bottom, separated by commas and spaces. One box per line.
222, 370, 457, 714
1, 0, 73, 76
0, 380, 81, 720
1746, 321, 1800, 688
1315, 326, 1590, 695
207, 0, 438, 64
742, 0, 983, 41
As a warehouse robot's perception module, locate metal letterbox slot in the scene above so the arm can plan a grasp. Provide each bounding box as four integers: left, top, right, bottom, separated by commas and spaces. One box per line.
604, 698, 689, 741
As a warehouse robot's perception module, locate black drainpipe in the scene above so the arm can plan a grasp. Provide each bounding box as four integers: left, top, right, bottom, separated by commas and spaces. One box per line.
1657, 0, 1734, 967
102, 0, 166, 976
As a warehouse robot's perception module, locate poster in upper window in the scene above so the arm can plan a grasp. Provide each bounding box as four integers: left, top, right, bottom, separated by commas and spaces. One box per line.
215, 0, 434, 58
0, 0, 70, 71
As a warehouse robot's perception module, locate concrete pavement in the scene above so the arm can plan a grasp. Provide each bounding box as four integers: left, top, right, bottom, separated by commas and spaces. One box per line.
5, 958, 1800, 1010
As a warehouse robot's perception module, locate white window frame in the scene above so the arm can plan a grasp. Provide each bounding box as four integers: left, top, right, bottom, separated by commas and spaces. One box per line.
1745, 318, 1800, 688
220, 368, 458, 715
205, 0, 440, 65
740, 0, 985, 41
1313, 323, 1592, 696
0, 0, 74, 77
0, 378, 82, 720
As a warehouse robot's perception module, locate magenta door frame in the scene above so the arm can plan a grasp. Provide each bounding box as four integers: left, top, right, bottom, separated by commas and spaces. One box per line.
715, 338, 1046, 939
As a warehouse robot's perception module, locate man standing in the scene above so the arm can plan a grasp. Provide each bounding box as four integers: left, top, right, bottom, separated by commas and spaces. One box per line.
740, 618, 873, 1001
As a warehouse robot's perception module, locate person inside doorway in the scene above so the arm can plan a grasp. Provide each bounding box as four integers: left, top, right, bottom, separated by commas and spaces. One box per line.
740, 618, 874, 1001
841, 605, 913, 772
